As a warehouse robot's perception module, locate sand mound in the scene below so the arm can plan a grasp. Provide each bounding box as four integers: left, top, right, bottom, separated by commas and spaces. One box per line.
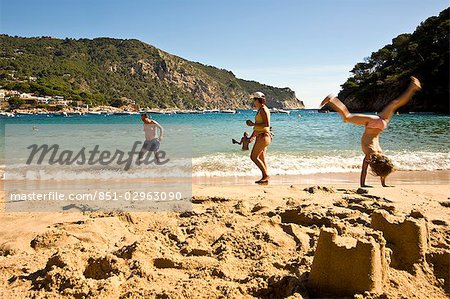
335, 195, 396, 215
83, 255, 123, 280
30, 251, 88, 293
280, 207, 333, 227
303, 186, 334, 194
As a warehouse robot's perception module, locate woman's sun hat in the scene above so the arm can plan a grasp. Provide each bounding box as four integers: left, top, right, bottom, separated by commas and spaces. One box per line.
250, 91, 265, 99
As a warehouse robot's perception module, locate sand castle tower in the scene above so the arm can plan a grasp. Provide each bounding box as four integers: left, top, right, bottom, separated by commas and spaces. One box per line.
308, 228, 389, 297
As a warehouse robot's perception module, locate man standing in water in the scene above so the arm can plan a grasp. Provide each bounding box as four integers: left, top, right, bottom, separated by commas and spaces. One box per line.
138, 113, 164, 164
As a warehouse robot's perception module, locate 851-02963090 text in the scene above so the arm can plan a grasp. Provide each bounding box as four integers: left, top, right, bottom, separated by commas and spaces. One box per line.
9, 191, 184, 202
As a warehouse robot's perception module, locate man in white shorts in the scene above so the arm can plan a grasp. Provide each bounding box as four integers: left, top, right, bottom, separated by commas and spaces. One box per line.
138, 113, 164, 163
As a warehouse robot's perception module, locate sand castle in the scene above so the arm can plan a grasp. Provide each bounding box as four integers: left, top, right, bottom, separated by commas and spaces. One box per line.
371, 210, 429, 270
308, 209, 434, 297
308, 228, 389, 297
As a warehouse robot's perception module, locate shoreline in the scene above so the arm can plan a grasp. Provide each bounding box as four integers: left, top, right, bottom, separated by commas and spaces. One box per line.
1, 170, 448, 186
192, 169, 450, 186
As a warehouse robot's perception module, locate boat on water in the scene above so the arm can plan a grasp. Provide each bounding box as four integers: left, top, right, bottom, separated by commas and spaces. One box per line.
146, 111, 164, 114
146, 110, 171, 115
221, 109, 236, 114
53, 112, 69, 117
203, 109, 220, 114
176, 110, 203, 114
113, 111, 139, 115
67, 111, 84, 116
270, 108, 290, 114
0, 112, 15, 117
86, 111, 102, 115
278, 109, 290, 114
15, 111, 34, 115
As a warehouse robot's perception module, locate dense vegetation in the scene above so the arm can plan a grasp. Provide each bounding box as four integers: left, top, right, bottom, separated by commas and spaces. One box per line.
0, 36, 300, 109
339, 8, 449, 113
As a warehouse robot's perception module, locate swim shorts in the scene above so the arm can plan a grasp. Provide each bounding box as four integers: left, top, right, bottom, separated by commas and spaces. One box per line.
141, 138, 160, 152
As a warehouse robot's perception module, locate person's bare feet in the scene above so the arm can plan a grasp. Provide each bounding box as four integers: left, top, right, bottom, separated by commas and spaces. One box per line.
410, 76, 422, 91
360, 184, 373, 188
319, 94, 336, 109
255, 176, 270, 184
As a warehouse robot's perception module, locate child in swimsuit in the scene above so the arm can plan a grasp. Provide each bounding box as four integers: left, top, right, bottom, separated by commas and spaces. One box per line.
320, 76, 422, 187
232, 132, 252, 151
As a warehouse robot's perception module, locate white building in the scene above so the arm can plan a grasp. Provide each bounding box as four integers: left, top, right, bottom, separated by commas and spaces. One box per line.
36, 97, 49, 104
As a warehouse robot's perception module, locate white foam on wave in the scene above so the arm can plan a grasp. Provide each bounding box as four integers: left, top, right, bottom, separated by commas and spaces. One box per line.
2, 151, 449, 180
4, 168, 192, 180
192, 151, 450, 177
389, 150, 450, 171
3, 159, 192, 180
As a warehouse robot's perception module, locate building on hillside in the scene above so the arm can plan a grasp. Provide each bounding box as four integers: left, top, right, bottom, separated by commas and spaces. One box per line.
47, 97, 72, 106
36, 96, 51, 104
5, 90, 20, 96
0, 90, 6, 102
55, 99, 73, 106
20, 93, 38, 105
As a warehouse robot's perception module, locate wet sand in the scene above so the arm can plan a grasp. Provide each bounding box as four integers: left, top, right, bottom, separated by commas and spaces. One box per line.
192, 170, 450, 186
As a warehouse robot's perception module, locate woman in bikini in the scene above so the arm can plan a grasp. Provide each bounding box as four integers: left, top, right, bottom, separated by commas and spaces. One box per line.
246, 92, 271, 184
320, 76, 422, 187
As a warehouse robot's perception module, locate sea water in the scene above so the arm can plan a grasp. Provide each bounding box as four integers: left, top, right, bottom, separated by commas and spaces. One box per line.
1, 110, 449, 178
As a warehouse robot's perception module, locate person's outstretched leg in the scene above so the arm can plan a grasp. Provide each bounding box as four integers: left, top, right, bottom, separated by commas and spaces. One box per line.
378, 76, 421, 121
320, 95, 376, 126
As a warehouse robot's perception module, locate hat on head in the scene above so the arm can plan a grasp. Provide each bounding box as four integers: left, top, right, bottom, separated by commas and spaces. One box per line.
250, 91, 265, 99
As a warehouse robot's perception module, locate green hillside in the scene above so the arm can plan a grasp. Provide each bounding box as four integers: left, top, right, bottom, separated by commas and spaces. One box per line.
0, 35, 303, 109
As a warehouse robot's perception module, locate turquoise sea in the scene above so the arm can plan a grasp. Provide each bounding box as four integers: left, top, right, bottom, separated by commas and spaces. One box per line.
1, 110, 449, 178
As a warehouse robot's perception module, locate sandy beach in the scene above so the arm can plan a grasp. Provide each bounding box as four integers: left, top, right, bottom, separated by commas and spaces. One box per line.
0, 171, 449, 298
1, 1, 449, 298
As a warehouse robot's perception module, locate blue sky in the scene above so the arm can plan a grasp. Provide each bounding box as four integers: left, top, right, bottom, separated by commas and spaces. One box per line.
1, 0, 448, 108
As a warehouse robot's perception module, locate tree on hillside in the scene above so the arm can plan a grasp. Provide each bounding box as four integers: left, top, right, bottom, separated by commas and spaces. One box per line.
339, 8, 449, 113
7, 95, 24, 108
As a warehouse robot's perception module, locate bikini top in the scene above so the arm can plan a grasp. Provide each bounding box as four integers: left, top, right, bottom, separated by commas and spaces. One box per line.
254, 107, 270, 133
366, 116, 388, 131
